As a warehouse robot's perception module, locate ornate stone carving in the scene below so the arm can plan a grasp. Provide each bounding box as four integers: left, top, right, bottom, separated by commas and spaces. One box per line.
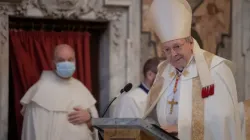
95, 8, 123, 50
14, 0, 98, 17
1, 0, 124, 19
0, 16, 8, 54
0, 5, 9, 15
0, 15, 8, 140
95, 8, 122, 21
36, 0, 97, 17
14, 0, 33, 15
111, 19, 121, 50
0, 3, 15, 15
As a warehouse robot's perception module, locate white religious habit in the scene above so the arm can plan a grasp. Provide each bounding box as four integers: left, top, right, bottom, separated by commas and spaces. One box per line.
143, 0, 245, 140
20, 71, 99, 140
112, 83, 149, 118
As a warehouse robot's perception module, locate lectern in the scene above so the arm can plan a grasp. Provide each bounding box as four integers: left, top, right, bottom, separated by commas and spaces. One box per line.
92, 118, 179, 140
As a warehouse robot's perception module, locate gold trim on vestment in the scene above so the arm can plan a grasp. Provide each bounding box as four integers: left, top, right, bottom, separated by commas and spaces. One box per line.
191, 77, 204, 140
191, 51, 214, 139
169, 71, 175, 78
147, 77, 164, 108
182, 70, 189, 77
147, 61, 168, 108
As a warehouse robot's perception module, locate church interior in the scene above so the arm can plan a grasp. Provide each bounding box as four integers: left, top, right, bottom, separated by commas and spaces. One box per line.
0, 0, 249, 139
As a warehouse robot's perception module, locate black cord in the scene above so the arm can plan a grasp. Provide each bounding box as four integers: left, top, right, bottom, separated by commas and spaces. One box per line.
93, 126, 104, 140
101, 97, 117, 117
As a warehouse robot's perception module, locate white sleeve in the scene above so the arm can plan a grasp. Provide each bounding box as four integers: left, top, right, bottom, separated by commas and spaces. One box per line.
213, 62, 243, 140
112, 95, 140, 118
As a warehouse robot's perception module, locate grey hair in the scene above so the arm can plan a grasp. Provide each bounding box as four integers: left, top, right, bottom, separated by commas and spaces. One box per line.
184, 36, 193, 43
184, 36, 193, 44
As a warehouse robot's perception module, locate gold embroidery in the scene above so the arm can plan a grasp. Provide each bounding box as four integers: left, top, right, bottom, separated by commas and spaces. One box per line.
147, 61, 168, 109
191, 50, 214, 139
191, 77, 204, 140
147, 77, 164, 108
182, 70, 189, 77
158, 61, 168, 74
169, 71, 175, 78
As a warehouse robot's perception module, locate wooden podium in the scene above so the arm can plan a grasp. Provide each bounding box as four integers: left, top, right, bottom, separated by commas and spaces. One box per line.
104, 128, 155, 140
92, 118, 179, 140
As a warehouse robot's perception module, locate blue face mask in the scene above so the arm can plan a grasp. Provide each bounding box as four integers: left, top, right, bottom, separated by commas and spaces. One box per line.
55, 61, 76, 78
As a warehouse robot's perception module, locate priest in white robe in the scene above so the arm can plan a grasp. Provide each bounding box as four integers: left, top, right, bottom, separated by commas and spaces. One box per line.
20, 44, 99, 140
112, 58, 160, 118
143, 0, 245, 140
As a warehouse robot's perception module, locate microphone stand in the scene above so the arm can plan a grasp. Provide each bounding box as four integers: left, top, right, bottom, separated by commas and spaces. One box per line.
97, 83, 133, 140
98, 95, 120, 140
101, 96, 118, 117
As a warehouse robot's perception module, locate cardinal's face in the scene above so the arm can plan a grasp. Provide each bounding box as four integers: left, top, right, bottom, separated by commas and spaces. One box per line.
162, 37, 193, 70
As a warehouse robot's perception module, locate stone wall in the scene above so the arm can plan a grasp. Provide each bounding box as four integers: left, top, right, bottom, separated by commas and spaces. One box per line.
232, 0, 250, 102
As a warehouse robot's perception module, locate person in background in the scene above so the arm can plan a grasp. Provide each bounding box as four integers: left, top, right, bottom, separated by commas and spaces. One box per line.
112, 57, 160, 118
21, 44, 99, 140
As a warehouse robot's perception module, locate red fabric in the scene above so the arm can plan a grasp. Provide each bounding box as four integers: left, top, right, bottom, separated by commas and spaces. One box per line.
9, 30, 92, 139
201, 84, 214, 98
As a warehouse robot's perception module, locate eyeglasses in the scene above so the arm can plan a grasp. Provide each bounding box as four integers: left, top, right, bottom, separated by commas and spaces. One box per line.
163, 43, 185, 55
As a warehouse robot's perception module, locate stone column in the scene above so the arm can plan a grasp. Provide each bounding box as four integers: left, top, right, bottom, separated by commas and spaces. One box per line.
0, 15, 9, 140
126, 0, 141, 85
232, 0, 250, 101
242, 1, 250, 101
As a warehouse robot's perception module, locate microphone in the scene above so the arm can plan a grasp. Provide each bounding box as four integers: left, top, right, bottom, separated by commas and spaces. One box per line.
98, 83, 133, 140
101, 83, 133, 117
120, 83, 133, 94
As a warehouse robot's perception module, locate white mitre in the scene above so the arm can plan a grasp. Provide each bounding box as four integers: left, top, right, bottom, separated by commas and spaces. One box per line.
149, 0, 215, 97
149, 0, 192, 42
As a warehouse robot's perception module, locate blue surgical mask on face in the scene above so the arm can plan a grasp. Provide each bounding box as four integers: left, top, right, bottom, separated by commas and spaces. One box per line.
55, 61, 76, 78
